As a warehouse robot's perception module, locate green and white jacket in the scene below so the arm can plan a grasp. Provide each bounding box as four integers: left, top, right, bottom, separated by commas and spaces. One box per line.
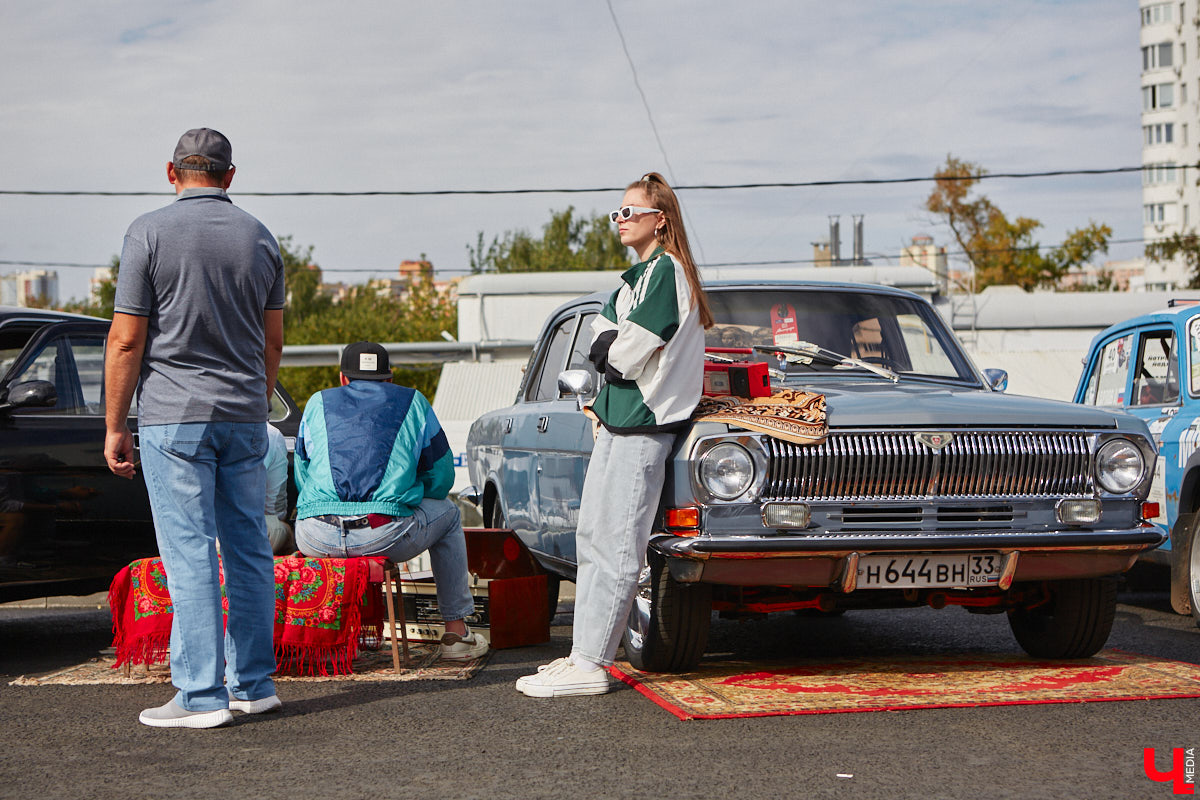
587, 247, 705, 434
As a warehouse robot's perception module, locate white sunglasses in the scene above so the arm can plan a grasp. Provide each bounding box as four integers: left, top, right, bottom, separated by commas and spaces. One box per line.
609, 205, 661, 223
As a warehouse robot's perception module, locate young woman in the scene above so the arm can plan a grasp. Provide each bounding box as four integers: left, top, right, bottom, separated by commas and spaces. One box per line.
517, 172, 713, 698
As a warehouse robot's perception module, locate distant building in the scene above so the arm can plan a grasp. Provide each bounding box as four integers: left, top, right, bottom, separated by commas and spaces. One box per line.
88, 266, 113, 304
900, 235, 949, 293
0, 270, 59, 307
1141, 1, 1196, 288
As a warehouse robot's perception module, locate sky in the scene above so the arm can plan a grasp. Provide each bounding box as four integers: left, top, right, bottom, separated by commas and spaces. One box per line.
0, 1, 1142, 304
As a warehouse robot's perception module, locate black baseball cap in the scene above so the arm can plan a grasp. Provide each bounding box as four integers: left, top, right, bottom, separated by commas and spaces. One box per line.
172, 128, 233, 171
340, 341, 392, 381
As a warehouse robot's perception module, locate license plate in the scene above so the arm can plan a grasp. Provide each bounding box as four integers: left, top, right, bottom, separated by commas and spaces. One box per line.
857, 553, 1002, 588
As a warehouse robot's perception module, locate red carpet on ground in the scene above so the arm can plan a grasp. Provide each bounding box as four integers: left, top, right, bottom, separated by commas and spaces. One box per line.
608, 650, 1200, 720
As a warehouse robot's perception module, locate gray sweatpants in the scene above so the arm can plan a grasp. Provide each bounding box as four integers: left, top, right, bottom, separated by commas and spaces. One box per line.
570, 426, 676, 666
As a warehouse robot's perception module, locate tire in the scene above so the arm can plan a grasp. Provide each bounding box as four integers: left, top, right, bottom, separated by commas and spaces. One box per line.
1186, 513, 1200, 629
622, 553, 712, 672
1007, 577, 1118, 659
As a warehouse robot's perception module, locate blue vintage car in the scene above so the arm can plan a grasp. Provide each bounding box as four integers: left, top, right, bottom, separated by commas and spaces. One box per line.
466, 281, 1163, 671
1075, 300, 1200, 620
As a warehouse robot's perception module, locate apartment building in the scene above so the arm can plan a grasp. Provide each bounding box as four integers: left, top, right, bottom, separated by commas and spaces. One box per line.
1142, 0, 1199, 288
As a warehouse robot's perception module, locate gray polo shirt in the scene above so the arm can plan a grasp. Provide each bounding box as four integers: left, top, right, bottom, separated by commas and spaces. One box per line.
114, 188, 285, 425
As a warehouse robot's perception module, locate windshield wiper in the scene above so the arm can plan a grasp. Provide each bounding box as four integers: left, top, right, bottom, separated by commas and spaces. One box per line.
752, 342, 899, 383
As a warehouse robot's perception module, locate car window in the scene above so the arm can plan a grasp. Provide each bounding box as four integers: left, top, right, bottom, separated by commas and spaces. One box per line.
527, 315, 576, 402
1131, 330, 1178, 406
561, 312, 600, 398
704, 289, 968, 379
9, 331, 107, 415
0, 323, 47, 379
1189, 317, 1200, 396
1082, 333, 1133, 406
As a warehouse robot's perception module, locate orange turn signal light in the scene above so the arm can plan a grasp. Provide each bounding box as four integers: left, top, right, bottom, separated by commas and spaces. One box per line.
665, 507, 700, 531
1143, 502, 1161, 520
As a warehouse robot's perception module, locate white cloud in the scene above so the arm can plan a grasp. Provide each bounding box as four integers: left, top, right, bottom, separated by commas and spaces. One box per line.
0, 0, 1144, 301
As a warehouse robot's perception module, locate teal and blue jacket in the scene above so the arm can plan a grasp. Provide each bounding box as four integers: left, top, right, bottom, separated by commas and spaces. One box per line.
294, 380, 453, 519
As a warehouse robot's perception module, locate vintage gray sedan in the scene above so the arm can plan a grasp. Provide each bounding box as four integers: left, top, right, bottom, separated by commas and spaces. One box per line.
464, 282, 1163, 671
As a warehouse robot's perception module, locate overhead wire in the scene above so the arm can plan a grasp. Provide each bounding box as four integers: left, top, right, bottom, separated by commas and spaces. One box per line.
0, 164, 1152, 197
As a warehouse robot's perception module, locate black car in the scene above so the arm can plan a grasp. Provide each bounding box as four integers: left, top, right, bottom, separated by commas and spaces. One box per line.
0, 306, 301, 602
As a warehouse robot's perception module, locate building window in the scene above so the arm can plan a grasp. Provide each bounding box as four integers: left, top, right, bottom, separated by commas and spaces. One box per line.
1185, 123, 1190, 146
1143, 42, 1175, 70
1144, 162, 1180, 185
1184, 81, 1190, 105
1144, 202, 1177, 224
1143, 82, 1176, 110
1142, 2, 1173, 25
1144, 122, 1176, 144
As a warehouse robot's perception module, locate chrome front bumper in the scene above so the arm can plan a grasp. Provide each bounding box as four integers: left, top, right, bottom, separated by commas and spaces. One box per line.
651, 526, 1167, 587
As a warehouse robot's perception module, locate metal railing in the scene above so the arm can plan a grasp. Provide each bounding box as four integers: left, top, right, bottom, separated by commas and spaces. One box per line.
280, 339, 535, 368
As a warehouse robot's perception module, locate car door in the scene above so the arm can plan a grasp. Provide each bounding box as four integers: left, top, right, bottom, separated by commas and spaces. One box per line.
1078, 324, 1179, 532
0, 321, 156, 591
534, 308, 601, 565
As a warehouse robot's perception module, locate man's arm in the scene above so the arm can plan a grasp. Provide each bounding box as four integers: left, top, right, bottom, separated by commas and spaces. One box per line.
264, 308, 283, 401
104, 312, 148, 479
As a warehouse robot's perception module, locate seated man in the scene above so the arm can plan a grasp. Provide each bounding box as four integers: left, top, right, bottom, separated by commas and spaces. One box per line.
293, 341, 486, 661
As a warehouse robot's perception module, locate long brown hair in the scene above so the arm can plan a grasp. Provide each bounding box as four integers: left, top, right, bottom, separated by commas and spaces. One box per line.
630, 172, 714, 329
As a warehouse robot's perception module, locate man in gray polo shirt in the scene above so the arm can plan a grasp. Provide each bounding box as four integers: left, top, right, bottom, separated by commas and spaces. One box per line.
104, 128, 286, 729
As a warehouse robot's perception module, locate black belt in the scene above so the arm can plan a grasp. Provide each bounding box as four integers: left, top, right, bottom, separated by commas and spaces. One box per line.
315, 514, 373, 530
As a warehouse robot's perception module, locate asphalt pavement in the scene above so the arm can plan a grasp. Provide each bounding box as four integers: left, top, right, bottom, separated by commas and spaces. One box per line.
2, 569, 1199, 800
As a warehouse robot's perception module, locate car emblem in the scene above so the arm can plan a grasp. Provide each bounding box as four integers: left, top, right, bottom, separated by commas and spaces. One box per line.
915, 432, 954, 450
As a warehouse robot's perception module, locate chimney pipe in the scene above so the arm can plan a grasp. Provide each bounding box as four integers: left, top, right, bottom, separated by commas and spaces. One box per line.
828, 216, 841, 266
852, 215, 864, 266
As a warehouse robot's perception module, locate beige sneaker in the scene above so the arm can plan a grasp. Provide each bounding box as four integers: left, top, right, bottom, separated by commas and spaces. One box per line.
439, 630, 488, 661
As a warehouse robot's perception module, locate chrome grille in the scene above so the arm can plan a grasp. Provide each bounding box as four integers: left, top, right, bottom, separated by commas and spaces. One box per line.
763, 432, 1093, 501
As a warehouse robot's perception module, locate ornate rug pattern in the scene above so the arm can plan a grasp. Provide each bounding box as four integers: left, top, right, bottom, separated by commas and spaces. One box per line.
9, 643, 486, 686
608, 650, 1200, 720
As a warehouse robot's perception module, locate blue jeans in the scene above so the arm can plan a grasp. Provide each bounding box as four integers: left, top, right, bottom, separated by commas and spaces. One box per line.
571, 428, 676, 666
294, 497, 475, 622
139, 422, 276, 711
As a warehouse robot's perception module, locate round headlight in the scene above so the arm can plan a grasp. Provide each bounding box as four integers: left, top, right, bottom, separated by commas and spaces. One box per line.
1095, 438, 1145, 494
699, 442, 755, 500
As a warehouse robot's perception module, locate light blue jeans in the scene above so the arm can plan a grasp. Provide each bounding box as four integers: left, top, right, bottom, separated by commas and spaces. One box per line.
571, 427, 676, 667
139, 421, 277, 712
294, 497, 475, 622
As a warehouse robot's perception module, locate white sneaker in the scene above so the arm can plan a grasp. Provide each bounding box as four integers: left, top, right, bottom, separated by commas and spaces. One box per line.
518, 658, 610, 698
227, 692, 282, 715
514, 657, 568, 692
139, 699, 233, 729
439, 630, 488, 661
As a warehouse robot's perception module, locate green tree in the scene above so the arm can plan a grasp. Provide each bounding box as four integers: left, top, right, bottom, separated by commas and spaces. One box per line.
278, 247, 458, 408
926, 155, 1112, 291
1146, 231, 1200, 288
61, 255, 119, 318
468, 206, 632, 273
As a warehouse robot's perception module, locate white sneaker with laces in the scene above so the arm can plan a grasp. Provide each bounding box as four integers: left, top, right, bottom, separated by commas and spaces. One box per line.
514, 657, 568, 692
439, 630, 489, 661
517, 657, 611, 698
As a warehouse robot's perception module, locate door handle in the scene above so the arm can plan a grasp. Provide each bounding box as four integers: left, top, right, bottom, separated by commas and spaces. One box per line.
503, 418, 513, 434
537, 416, 549, 433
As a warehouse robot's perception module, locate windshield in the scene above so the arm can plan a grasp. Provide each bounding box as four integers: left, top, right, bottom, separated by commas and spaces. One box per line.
704, 288, 973, 381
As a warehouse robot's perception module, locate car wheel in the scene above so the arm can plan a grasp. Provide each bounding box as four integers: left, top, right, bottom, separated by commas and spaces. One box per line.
1007, 577, 1117, 659
1185, 514, 1200, 628
622, 553, 712, 672
1174, 511, 1197, 617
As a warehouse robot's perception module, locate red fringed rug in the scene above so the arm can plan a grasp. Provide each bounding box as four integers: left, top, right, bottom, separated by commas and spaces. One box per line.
608, 650, 1200, 720
108, 556, 384, 676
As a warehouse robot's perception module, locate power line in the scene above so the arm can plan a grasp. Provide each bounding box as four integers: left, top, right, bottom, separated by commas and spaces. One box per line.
0, 236, 1157, 274
0, 165, 1153, 198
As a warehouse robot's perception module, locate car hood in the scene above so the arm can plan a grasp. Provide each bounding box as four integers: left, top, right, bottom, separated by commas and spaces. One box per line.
794, 380, 1125, 429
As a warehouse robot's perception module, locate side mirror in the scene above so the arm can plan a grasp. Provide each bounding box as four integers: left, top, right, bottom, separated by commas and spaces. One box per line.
982, 368, 1008, 393
0, 380, 57, 412
558, 369, 595, 410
